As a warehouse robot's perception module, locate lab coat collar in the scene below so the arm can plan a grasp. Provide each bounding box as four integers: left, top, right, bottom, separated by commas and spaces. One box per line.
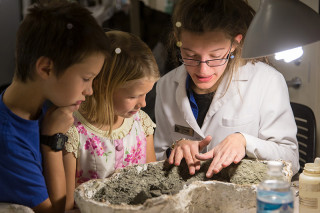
206, 63, 251, 119
174, 66, 203, 137
172, 63, 251, 137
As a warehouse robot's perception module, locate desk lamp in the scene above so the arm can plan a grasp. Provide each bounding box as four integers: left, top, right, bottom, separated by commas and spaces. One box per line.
242, 0, 320, 59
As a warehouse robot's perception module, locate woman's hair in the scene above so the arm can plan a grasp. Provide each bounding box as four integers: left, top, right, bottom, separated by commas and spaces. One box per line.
80, 30, 160, 133
168, 0, 269, 81
15, 0, 110, 82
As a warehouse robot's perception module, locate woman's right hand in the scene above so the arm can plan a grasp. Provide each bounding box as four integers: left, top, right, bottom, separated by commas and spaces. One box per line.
168, 136, 212, 175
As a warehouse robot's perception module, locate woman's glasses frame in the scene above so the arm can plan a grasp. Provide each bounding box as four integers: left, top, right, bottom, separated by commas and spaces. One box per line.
179, 41, 233, 67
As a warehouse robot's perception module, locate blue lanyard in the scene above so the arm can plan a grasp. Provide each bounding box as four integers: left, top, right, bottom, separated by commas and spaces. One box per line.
186, 75, 199, 120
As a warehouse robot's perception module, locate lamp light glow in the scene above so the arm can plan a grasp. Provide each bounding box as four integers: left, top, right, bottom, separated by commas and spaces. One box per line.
242, 0, 320, 59
274, 46, 303, 63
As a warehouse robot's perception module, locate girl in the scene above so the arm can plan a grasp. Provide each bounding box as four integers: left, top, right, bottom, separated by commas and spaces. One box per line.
154, 0, 299, 177
63, 30, 160, 210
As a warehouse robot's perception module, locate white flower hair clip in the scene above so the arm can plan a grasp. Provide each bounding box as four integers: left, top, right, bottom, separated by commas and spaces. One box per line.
176, 41, 182, 47
175, 21, 182, 47
115, 48, 121, 54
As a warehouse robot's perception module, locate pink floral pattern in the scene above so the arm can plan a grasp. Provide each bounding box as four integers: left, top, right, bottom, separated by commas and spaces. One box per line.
68, 110, 153, 185
123, 130, 146, 166
76, 170, 89, 184
76, 169, 99, 184
84, 135, 106, 156
134, 116, 140, 122
76, 122, 87, 135
88, 170, 99, 179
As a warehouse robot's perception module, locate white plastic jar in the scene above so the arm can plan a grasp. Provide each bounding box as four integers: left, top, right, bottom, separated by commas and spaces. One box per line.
299, 158, 320, 213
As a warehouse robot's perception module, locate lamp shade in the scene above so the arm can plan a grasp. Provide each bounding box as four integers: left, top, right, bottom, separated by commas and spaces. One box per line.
242, 0, 320, 59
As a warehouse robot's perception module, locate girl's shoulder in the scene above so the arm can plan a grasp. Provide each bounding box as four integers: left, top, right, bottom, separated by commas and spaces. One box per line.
65, 125, 80, 158
137, 110, 156, 136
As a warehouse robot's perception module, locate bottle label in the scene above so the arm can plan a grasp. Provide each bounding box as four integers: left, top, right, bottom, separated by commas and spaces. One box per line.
300, 183, 320, 192
299, 197, 318, 209
257, 199, 294, 213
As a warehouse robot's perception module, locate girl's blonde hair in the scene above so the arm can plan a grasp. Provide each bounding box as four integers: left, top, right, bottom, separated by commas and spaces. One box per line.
80, 30, 160, 133
169, 0, 269, 92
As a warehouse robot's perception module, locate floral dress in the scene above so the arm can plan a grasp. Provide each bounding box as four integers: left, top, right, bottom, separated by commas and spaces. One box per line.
64, 110, 155, 184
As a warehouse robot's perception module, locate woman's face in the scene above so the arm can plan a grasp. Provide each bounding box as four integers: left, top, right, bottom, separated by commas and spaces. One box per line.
179, 30, 233, 94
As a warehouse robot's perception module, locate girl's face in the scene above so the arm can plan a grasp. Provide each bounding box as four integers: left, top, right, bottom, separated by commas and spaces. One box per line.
113, 77, 155, 118
46, 53, 105, 109
180, 30, 234, 94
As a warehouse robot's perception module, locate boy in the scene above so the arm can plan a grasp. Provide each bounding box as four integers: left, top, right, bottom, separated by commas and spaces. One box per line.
0, 1, 110, 212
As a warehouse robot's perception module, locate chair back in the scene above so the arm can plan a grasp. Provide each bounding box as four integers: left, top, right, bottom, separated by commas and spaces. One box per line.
290, 102, 316, 172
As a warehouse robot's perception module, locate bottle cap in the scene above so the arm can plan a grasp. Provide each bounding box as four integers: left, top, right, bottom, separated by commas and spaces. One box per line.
314, 157, 320, 165
304, 162, 320, 174
265, 161, 286, 181
267, 161, 283, 170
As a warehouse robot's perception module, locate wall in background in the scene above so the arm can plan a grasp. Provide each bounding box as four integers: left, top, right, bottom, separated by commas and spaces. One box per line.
248, 0, 320, 158
0, 0, 20, 86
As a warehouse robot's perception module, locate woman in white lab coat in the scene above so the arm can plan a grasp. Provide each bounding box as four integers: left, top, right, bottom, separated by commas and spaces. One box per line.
154, 0, 299, 176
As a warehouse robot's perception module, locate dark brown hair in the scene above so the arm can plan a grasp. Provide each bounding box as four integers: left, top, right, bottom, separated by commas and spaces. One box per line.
15, 0, 110, 82
168, 0, 268, 67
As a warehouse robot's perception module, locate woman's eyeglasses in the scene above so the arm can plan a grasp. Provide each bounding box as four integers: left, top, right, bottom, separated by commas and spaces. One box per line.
179, 42, 233, 67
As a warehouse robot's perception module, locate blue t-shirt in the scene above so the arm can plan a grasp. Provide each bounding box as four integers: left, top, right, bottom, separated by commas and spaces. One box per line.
0, 92, 48, 207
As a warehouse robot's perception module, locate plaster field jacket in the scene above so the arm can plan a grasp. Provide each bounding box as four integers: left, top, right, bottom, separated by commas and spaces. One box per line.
154, 62, 299, 174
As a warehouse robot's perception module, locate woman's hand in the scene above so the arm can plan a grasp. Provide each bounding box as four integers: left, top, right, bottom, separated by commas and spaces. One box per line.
168, 136, 212, 175
196, 133, 246, 178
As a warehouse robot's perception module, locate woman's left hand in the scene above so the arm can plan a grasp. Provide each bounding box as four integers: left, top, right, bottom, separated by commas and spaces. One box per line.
195, 133, 246, 178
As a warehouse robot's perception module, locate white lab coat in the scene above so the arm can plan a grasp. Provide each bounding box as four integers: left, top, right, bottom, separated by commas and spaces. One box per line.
154, 62, 299, 174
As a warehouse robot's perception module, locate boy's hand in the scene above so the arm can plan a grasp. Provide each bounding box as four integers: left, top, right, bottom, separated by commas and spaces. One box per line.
41, 105, 78, 135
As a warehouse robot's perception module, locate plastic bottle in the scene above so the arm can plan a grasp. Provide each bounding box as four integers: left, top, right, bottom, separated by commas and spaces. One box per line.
299, 157, 320, 213
256, 161, 294, 213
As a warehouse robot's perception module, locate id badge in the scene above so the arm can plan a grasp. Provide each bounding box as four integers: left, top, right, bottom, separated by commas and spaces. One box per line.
174, 124, 194, 137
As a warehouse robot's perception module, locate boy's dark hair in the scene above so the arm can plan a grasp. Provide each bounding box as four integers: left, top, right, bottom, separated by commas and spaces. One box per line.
15, 0, 110, 82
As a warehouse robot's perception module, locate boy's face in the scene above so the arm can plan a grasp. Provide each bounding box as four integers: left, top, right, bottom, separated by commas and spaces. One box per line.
113, 77, 155, 118
45, 53, 105, 109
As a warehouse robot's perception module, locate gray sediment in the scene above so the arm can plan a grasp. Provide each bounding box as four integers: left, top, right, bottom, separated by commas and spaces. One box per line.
92, 159, 267, 205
